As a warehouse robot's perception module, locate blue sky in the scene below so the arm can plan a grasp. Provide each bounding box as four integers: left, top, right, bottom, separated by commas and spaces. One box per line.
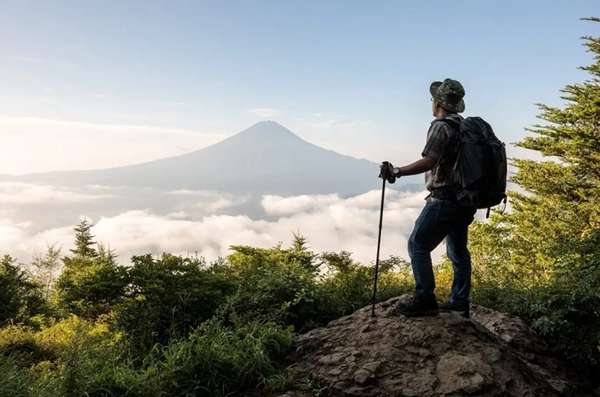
1, 0, 598, 174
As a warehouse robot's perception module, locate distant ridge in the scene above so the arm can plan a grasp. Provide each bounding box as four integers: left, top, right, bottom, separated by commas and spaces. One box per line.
9, 121, 421, 196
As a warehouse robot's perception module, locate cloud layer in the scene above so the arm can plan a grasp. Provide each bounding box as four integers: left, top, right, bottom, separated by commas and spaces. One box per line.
0, 185, 450, 266
0, 182, 112, 204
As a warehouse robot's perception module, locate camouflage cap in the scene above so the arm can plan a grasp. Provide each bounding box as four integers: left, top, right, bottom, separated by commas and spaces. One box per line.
429, 78, 465, 113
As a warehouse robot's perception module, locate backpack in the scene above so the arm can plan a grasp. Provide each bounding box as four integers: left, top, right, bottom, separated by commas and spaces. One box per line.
445, 117, 507, 217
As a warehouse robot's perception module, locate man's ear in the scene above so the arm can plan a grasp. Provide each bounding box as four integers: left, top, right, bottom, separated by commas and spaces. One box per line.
433, 100, 443, 115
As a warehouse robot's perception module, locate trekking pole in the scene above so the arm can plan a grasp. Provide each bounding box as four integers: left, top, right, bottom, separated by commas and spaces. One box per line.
371, 178, 386, 318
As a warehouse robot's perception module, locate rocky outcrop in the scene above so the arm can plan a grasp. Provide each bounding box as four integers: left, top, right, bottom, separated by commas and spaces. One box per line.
284, 295, 579, 397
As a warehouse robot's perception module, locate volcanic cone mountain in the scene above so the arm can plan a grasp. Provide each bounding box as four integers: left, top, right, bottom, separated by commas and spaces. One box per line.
11, 121, 419, 195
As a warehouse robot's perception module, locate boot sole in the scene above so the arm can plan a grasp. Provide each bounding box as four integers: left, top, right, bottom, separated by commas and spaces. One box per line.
401, 309, 439, 318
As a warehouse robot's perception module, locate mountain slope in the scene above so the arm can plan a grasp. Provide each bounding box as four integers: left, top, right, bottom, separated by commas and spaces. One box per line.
13, 121, 420, 196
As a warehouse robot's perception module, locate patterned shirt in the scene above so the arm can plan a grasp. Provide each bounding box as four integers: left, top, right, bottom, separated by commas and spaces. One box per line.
422, 114, 463, 191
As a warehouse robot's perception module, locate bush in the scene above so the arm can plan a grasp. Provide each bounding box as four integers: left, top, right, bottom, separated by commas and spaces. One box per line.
219, 245, 414, 331
142, 319, 293, 396
0, 355, 31, 397
220, 244, 321, 331
0, 317, 293, 397
0, 255, 46, 326
0, 316, 129, 397
316, 252, 413, 321
56, 255, 127, 318
114, 254, 235, 352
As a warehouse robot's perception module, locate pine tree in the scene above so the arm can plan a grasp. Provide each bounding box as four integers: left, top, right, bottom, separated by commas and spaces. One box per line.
291, 232, 317, 271
505, 17, 599, 286
467, 18, 600, 371
70, 219, 98, 258
97, 242, 117, 265
56, 219, 129, 317
31, 245, 62, 299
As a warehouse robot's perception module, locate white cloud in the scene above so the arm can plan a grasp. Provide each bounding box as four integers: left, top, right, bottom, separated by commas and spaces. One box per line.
262, 194, 340, 216
0, 219, 72, 260
0, 182, 112, 204
0, 189, 451, 266
248, 107, 280, 118
166, 189, 229, 198
166, 189, 249, 212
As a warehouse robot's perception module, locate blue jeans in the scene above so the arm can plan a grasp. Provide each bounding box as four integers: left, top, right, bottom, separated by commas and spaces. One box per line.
408, 197, 476, 303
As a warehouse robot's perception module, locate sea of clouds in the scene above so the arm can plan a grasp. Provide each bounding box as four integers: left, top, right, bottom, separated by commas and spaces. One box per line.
0, 182, 454, 266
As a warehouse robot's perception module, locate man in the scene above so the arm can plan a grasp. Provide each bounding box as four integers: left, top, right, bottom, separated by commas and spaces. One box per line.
380, 78, 476, 318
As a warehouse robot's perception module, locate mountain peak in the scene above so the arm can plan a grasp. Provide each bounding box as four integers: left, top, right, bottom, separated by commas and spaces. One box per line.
249, 120, 285, 128
235, 120, 303, 142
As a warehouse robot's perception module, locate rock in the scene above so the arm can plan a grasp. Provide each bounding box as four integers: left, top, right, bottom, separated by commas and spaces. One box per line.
471, 303, 582, 394
318, 352, 346, 365
436, 352, 491, 394
362, 361, 380, 373
353, 368, 372, 385
284, 295, 580, 397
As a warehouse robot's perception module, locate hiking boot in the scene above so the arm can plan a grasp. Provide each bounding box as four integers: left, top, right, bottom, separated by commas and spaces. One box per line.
393, 295, 439, 317
439, 301, 470, 318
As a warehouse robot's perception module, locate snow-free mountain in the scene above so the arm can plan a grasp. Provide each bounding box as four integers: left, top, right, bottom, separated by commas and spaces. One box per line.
12, 121, 420, 196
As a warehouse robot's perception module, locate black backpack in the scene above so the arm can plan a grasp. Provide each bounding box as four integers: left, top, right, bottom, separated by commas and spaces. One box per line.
445, 117, 507, 217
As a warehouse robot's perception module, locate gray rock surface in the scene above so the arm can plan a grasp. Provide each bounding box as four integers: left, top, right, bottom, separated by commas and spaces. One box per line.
284, 295, 578, 397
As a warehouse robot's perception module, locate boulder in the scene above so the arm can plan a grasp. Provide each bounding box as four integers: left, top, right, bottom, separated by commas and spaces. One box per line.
284, 295, 579, 397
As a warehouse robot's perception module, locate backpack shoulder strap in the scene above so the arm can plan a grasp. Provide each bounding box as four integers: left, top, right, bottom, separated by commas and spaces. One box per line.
439, 116, 461, 129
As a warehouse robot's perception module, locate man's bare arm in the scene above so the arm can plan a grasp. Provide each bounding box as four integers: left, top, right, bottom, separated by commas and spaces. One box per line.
395, 156, 436, 176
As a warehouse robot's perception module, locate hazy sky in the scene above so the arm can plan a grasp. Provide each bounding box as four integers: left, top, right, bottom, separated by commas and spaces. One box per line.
1, 1, 598, 174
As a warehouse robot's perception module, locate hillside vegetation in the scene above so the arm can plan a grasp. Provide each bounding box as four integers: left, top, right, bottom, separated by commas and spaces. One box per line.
1, 19, 599, 397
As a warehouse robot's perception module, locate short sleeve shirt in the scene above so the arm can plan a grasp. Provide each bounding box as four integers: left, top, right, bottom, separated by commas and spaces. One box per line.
422, 114, 463, 191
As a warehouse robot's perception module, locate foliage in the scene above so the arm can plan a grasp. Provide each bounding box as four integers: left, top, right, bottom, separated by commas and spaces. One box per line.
221, 242, 321, 331
0, 255, 45, 326
466, 18, 600, 374
141, 319, 293, 397
317, 252, 413, 319
0, 316, 128, 397
0, 355, 31, 397
114, 253, 235, 353
55, 253, 127, 318
70, 219, 98, 258
0, 316, 291, 397
30, 246, 62, 301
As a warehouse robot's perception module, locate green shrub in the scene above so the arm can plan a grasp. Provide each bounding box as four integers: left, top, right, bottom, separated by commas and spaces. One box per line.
0, 255, 46, 326
316, 252, 413, 321
0, 315, 131, 397
0, 355, 31, 397
115, 254, 235, 352
56, 255, 127, 319
143, 319, 293, 397
220, 244, 321, 331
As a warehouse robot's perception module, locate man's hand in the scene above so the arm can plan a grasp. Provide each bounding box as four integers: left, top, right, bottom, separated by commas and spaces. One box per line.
379, 155, 435, 183
379, 161, 399, 184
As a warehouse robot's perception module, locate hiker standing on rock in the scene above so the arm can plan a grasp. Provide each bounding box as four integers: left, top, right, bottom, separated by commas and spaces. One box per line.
380, 79, 477, 318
